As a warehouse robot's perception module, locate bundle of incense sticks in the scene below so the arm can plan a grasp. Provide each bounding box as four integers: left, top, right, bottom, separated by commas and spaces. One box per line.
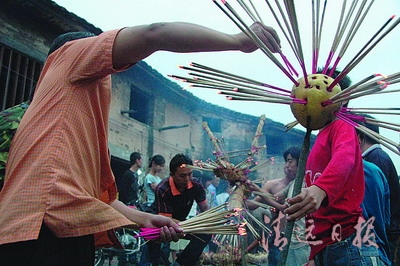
195, 116, 272, 182
225, 182, 270, 240
210, 184, 273, 259
135, 204, 246, 240
189, 156, 274, 184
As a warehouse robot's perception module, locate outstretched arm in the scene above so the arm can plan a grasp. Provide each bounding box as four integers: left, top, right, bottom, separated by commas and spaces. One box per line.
112, 22, 281, 69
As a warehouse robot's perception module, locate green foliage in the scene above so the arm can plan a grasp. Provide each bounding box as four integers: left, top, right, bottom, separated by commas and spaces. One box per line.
0, 102, 29, 186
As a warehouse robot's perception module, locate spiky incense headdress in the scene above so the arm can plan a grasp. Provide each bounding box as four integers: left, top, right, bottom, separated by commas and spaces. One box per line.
171, 0, 400, 154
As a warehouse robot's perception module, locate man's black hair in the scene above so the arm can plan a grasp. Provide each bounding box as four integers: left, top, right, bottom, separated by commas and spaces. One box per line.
283, 146, 301, 162
48, 31, 96, 56
317, 67, 352, 90
29, 32, 96, 101
130, 152, 142, 166
169, 153, 193, 175
149, 154, 166, 166
357, 114, 379, 144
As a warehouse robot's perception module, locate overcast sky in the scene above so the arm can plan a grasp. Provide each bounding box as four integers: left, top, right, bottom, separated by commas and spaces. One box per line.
52, 0, 400, 170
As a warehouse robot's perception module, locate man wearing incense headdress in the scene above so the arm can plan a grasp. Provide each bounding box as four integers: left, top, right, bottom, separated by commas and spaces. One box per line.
359, 115, 400, 265
154, 153, 211, 266
284, 70, 381, 265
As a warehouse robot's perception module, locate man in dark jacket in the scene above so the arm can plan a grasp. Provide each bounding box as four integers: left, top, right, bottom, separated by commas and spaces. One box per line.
360, 116, 400, 265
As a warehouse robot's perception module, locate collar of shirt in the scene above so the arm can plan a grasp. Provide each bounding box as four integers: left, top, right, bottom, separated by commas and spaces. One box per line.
362, 144, 381, 158
169, 177, 193, 196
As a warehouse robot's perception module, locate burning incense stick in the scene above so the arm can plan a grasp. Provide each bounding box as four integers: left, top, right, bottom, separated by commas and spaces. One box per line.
135, 206, 246, 240
186, 73, 290, 98
341, 111, 400, 132
327, 71, 400, 104
216, 89, 298, 103
247, 159, 274, 172
326, 73, 378, 103
244, 199, 277, 212
251, 190, 276, 200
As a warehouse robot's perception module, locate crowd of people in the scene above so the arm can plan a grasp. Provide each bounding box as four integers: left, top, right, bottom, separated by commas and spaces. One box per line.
0, 10, 399, 266
114, 152, 232, 265
113, 126, 400, 266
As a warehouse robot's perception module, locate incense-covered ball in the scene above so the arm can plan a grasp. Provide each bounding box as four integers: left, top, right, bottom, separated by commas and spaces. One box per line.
290, 74, 342, 130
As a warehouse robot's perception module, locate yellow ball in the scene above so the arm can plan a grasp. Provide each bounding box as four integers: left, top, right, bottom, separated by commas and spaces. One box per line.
290, 74, 342, 130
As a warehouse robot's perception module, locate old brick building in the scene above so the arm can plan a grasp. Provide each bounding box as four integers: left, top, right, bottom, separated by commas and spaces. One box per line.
0, 0, 311, 180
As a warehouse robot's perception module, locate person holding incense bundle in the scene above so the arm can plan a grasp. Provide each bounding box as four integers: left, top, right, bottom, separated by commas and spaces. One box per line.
154, 153, 211, 266
283, 70, 381, 265
246, 146, 309, 266
0, 21, 281, 265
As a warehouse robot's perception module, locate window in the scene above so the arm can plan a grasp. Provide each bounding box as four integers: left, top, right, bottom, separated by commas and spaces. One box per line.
0, 44, 42, 111
129, 85, 153, 125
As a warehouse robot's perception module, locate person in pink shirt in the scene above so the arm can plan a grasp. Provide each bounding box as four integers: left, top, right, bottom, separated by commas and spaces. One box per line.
284, 70, 380, 265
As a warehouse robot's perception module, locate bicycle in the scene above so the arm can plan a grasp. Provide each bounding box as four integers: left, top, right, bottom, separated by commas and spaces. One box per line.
94, 228, 143, 266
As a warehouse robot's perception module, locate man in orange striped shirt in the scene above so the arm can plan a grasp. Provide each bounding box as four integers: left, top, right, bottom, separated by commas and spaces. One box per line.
0, 22, 280, 265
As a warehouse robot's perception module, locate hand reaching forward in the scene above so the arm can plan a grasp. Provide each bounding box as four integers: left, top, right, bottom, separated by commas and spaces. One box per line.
144, 214, 182, 242
111, 200, 182, 242
237, 22, 281, 53
284, 185, 327, 221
